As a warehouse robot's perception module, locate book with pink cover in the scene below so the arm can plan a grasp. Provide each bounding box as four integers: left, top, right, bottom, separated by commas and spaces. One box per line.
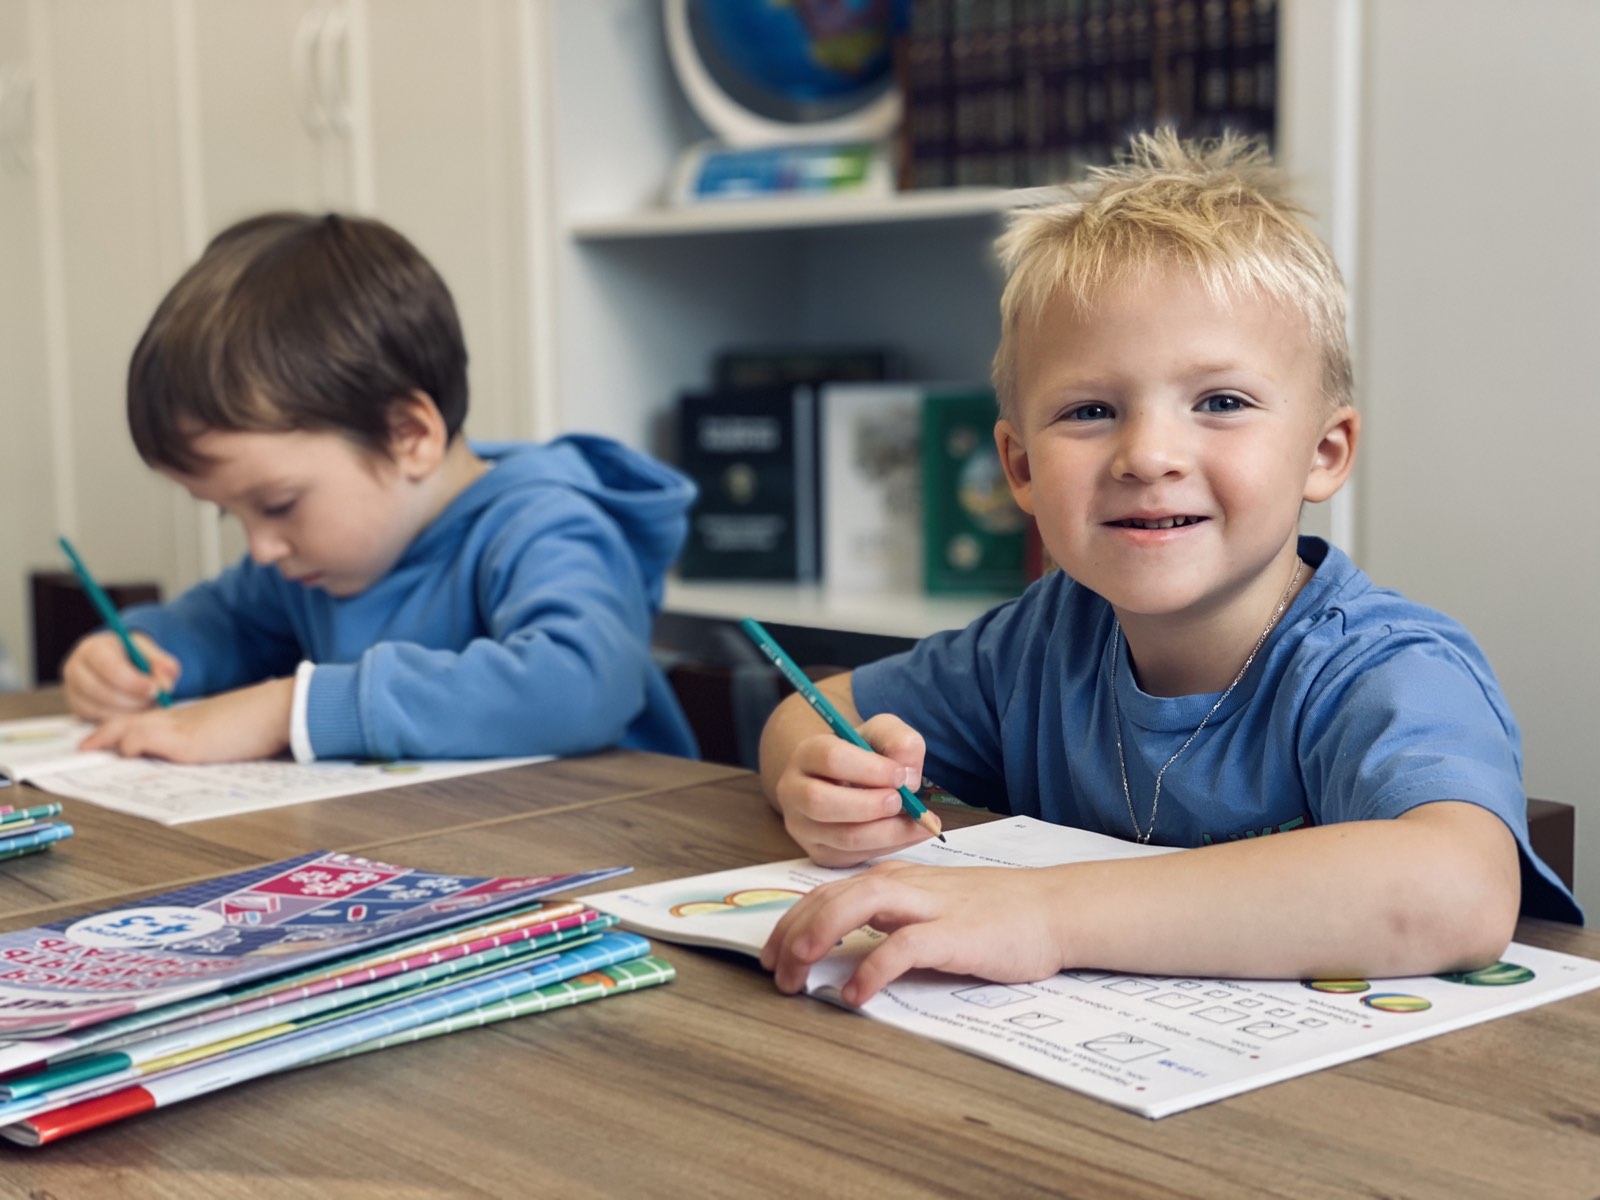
0, 851, 627, 1047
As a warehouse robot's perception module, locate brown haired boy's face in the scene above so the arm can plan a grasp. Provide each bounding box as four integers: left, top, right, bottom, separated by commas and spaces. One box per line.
162, 429, 430, 597
995, 271, 1354, 636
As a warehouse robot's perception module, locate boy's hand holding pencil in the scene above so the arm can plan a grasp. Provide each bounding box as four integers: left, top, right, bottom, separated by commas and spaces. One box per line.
741, 618, 944, 868
774, 710, 941, 868
57, 536, 179, 720
61, 630, 182, 722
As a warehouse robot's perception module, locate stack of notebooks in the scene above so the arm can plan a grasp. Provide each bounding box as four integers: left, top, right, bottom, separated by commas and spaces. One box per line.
0, 802, 74, 863
0, 852, 671, 1145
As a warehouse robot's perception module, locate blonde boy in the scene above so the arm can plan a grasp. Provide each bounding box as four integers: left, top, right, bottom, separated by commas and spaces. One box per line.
758, 132, 1578, 1005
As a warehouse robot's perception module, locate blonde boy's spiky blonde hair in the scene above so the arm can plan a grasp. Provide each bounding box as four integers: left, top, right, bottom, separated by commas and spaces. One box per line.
991, 129, 1353, 419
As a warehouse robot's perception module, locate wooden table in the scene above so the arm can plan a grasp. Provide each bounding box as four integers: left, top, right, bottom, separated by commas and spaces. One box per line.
2, 696, 1598, 1198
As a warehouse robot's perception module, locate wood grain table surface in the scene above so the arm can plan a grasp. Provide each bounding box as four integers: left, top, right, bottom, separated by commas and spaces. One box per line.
2, 695, 1597, 1198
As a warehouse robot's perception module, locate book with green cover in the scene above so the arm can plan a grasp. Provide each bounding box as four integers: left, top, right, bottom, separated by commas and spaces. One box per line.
920, 390, 1027, 594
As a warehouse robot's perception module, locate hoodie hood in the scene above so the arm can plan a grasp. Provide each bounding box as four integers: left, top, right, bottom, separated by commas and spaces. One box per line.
407, 436, 695, 606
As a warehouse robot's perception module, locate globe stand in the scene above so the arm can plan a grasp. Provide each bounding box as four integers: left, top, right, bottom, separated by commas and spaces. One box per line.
662, 0, 903, 207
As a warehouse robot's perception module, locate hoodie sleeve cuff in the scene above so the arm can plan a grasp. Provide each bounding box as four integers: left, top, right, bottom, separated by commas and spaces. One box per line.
304, 662, 367, 760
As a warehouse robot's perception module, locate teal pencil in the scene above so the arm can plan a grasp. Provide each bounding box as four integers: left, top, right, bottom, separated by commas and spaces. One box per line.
739, 617, 945, 843
57, 536, 171, 708
0, 803, 63, 827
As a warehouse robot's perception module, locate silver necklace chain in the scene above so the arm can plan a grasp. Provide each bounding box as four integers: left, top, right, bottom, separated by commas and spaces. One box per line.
1109, 557, 1304, 845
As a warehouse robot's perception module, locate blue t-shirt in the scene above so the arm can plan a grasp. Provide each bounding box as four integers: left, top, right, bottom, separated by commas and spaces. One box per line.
854, 537, 1580, 923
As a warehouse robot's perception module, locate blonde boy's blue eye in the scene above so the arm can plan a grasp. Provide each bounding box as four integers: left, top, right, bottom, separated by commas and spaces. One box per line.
1200, 393, 1248, 413
1067, 403, 1114, 421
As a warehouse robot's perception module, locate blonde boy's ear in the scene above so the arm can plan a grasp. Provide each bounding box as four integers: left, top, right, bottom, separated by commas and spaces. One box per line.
386, 391, 448, 479
995, 419, 1036, 515
1304, 405, 1360, 503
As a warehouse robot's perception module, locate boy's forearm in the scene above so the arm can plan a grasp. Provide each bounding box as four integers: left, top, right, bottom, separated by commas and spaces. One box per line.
756, 673, 861, 812
1042, 803, 1520, 980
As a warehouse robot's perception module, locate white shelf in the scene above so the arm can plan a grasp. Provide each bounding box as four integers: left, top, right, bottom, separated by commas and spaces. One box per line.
663, 579, 1007, 641
568, 186, 1058, 241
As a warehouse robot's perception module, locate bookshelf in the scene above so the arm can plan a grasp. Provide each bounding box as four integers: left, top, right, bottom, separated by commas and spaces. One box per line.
568, 186, 1060, 240
536, 1, 1348, 640
664, 580, 1005, 642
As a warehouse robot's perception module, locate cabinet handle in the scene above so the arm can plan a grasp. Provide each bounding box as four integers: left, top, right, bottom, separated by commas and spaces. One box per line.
0, 65, 35, 173
0, 67, 10, 165
316, 0, 352, 138
291, 3, 332, 137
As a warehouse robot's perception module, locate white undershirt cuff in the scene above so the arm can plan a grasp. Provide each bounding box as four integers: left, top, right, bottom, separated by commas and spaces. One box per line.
290, 660, 317, 763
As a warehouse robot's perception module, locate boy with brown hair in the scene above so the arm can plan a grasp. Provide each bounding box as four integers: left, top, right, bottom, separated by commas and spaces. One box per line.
64, 212, 697, 765
758, 132, 1578, 1005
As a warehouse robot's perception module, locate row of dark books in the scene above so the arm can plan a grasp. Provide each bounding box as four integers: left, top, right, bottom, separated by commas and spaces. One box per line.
896, 0, 1279, 191
672, 350, 1039, 597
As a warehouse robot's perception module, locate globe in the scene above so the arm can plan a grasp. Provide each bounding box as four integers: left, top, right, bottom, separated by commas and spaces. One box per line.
669, 0, 908, 144
697, 0, 900, 106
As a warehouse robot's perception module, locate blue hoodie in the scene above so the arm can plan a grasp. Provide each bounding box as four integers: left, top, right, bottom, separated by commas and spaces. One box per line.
123, 437, 698, 760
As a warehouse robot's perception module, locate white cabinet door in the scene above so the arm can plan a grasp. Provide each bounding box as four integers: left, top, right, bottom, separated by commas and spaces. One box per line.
186, 0, 537, 443
186, 0, 341, 231
0, 0, 57, 683
26, 0, 188, 599
361, 0, 537, 441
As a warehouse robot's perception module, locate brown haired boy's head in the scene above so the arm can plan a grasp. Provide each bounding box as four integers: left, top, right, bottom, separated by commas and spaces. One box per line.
128, 212, 469, 474
992, 129, 1353, 419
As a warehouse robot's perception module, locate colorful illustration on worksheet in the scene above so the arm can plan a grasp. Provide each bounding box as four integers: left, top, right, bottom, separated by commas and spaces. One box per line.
1298, 960, 1536, 1014
1302, 979, 1370, 994
668, 888, 804, 918
1359, 993, 1432, 1013
0, 730, 59, 744
1434, 961, 1536, 986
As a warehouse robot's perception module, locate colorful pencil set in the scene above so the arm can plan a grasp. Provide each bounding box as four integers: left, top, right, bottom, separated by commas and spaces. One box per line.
0, 851, 671, 1145
0, 802, 74, 864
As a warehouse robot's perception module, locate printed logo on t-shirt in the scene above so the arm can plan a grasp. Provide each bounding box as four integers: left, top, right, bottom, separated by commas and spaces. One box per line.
1200, 815, 1307, 846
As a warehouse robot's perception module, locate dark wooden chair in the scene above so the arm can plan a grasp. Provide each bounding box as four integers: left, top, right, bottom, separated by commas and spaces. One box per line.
29, 570, 161, 686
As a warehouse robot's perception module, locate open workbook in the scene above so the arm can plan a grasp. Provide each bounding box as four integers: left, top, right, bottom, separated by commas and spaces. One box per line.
583, 817, 1600, 1119
0, 716, 547, 825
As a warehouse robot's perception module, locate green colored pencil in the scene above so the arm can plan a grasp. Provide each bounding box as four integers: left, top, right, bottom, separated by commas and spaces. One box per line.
739, 617, 945, 842
58, 536, 171, 707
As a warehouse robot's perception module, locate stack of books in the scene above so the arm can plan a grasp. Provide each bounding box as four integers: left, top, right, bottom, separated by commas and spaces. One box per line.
897, 0, 1281, 191
676, 352, 1036, 597
0, 801, 74, 863
0, 852, 671, 1145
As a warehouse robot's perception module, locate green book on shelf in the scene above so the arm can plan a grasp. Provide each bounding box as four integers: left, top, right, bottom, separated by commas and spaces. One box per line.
920, 390, 1028, 595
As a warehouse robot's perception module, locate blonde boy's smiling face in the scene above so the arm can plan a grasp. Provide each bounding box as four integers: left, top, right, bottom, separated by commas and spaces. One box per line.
997, 269, 1356, 633
166, 429, 429, 597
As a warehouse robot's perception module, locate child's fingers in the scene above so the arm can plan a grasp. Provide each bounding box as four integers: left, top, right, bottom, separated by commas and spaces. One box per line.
78, 713, 134, 752
778, 773, 933, 866
130, 633, 181, 691
762, 864, 929, 992
857, 714, 926, 777
785, 769, 905, 824
106, 719, 183, 763
64, 660, 147, 719
839, 924, 953, 1005
75, 635, 164, 702
797, 733, 914, 792
84, 710, 194, 762
791, 813, 935, 869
